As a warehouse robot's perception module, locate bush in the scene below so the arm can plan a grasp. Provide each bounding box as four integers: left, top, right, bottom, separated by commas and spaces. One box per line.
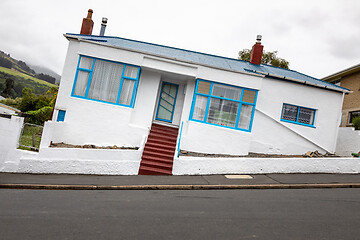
27, 106, 52, 125
352, 116, 360, 130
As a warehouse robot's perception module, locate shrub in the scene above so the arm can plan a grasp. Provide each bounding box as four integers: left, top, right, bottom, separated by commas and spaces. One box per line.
352, 116, 360, 130
27, 106, 52, 125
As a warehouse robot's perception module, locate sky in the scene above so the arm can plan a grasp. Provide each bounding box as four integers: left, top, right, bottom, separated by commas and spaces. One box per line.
0, 0, 359, 79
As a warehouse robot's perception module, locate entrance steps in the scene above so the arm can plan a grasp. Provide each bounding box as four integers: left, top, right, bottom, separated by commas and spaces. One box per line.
138, 123, 178, 175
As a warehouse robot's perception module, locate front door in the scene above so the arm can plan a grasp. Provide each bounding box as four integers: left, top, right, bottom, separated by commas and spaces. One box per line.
155, 82, 179, 123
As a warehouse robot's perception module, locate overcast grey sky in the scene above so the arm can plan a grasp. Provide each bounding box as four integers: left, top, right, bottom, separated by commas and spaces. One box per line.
0, 0, 359, 79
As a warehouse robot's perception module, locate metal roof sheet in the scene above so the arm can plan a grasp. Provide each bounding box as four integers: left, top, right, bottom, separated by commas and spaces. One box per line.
65, 33, 349, 93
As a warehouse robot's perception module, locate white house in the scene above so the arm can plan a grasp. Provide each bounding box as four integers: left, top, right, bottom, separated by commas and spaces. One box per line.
37, 10, 350, 175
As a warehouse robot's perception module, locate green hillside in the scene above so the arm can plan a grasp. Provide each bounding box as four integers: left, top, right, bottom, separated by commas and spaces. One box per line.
0, 50, 58, 98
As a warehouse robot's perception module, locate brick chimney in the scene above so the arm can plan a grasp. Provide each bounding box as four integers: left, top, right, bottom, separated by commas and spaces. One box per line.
250, 35, 264, 65
80, 9, 94, 35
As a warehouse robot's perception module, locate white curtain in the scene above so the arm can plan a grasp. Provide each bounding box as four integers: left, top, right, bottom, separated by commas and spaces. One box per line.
212, 84, 241, 100
79, 57, 93, 69
73, 71, 89, 97
88, 60, 123, 103
119, 79, 135, 105
192, 95, 208, 121
238, 104, 253, 130
124, 65, 138, 78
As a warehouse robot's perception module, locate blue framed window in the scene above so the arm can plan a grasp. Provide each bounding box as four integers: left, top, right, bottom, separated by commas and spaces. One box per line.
281, 103, 316, 128
57, 110, 66, 122
189, 79, 258, 132
71, 55, 141, 108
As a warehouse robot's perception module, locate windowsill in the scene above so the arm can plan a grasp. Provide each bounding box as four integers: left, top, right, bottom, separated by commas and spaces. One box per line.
190, 119, 251, 132
70, 95, 134, 109
280, 119, 316, 128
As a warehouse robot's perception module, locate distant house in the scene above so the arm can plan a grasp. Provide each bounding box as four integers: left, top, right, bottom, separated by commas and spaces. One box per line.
322, 64, 360, 127
0, 102, 20, 115
41, 10, 349, 175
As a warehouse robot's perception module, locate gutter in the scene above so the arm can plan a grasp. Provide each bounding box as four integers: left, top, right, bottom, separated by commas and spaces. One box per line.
254, 70, 351, 94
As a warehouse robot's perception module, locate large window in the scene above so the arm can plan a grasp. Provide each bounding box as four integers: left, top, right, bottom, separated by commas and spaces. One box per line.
281, 103, 316, 127
190, 79, 258, 132
71, 55, 140, 107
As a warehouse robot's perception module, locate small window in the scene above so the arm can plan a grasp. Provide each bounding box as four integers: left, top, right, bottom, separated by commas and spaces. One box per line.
281, 104, 316, 127
57, 110, 66, 122
349, 111, 360, 124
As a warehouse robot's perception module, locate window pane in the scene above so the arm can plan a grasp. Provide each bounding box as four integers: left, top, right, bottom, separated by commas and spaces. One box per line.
197, 81, 211, 95
242, 89, 256, 103
88, 60, 123, 103
238, 104, 253, 130
79, 57, 93, 69
192, 95, 208, 121
119, 79, 135, 105
157, 105, 172, 121
298, 107, 315, 125
212, 84, 241, 100
124, 65, 138, 78
208, 98, 238, 128
349, 111, 360, 123
282, 104, 298, 121
73, 70, 89, 97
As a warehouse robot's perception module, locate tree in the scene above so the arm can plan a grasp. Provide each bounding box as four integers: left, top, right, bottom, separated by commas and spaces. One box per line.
2, 77, 14, 98
238, 49, 290, 69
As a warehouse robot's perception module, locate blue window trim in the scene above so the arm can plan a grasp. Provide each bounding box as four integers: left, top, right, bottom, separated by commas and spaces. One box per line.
280, 103, 316, 128
71, 55, 141, 108
189, 79, 258, 132
155, 81, 179, 123
57, 110, 66, 122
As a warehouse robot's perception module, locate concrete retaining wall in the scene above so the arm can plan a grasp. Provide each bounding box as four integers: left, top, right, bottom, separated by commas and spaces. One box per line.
172, 156, 360, 175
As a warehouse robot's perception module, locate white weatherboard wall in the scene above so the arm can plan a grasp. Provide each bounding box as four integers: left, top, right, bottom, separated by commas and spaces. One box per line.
336, 127, 360, 156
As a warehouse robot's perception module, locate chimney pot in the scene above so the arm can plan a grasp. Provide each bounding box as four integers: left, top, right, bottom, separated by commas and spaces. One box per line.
99, 17, 108, 36
80, 9, 94, 35
250, 35, 264, 65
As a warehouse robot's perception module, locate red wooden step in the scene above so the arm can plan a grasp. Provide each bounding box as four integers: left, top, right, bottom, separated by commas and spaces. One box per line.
143, 145, 175, 155
140, 160, 172, 170
142, 150, 175, 160
150, 128, 179, 137
145, 142, 176, 150
141, 155, 174, 165
147, 133, 178, 142
138, 165, 172, 175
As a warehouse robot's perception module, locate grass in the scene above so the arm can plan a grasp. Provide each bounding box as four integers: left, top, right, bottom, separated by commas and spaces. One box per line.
18, 124, 43, 151
0, 66, 57, 88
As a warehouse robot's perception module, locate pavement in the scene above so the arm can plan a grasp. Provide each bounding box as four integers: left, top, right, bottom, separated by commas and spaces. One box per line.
1, 173, 360, 190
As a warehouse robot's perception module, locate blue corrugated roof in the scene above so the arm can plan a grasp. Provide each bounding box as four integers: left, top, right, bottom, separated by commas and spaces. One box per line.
66, 33, 349, 93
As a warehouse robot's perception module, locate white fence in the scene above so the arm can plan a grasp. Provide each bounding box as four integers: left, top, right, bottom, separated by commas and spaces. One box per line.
336, 127, 360, 156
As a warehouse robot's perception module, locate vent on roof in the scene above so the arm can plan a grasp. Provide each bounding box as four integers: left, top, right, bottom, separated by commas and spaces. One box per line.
99, 17, 108, 36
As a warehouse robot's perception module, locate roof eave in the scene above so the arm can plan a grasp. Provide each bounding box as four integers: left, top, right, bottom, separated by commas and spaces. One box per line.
257, 71, 351, 94
322, 63, 360, 82
63, 34, 265, 79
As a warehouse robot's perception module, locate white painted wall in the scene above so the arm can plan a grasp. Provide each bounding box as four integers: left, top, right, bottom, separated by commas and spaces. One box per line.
250, 78, 343, 155
173, 156, 360, 175
0, 116, 27, 171
336, 127, 360, 156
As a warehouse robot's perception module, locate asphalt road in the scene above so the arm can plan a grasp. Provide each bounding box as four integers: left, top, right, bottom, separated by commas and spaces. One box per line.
1, 189, 359, 240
